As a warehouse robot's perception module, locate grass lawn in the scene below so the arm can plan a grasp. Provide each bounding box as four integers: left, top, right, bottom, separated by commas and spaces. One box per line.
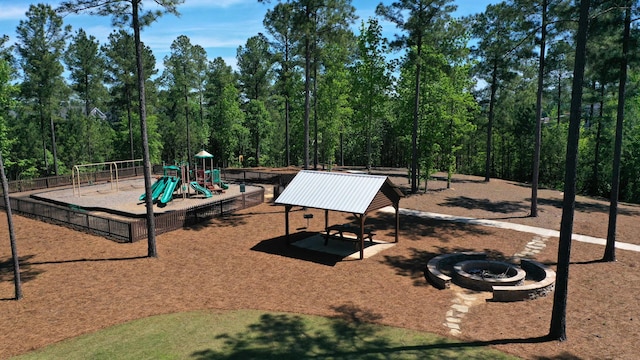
11, 310, 519, 359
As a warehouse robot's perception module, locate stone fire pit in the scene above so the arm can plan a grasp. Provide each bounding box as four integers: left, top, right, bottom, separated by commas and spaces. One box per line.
453, 260, 526, 291
425, 251, 556, 302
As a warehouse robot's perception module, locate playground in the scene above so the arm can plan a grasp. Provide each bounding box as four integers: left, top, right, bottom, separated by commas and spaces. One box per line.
1, 171, 640, 359
31, 175, 254, 217
61, 154, 233, 214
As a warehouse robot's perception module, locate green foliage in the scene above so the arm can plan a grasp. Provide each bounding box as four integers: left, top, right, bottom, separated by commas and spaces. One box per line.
16, 3, 71, 176
350, 18, 392, 169
12, 310, 518, 360
2, 0, 640, 206
160, 35, 209, 163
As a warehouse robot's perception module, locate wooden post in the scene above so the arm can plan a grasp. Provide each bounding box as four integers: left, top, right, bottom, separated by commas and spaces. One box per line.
285, 205, 291, 244
359, 214, 365, 260
324, 209, 329, 233
395, 203, 399, 243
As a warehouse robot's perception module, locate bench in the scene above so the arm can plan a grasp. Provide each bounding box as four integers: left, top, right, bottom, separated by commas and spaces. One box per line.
492, 259, 556, 302
324, 224, 376, 249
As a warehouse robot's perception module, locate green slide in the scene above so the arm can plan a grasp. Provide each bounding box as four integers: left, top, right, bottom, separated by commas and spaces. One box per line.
159, 177, 180, 204
213, 169, 229, 189
140, 176, 168, 201
189, 181, 212, 198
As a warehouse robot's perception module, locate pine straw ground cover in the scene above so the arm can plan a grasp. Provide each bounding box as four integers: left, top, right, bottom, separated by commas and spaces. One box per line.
1, 173, 639, 359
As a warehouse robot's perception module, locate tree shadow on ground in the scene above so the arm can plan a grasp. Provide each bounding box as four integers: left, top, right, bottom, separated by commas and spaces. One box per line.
438, 196, 529, 214
382, 246, 511, 287
250, 232, 342, 266
183, 205, 300, 231
0, 254, 44, 285
190, 303, 564, 359
24, 255, 147, 266
535, 197, 640, 216
346, 212, 493, 243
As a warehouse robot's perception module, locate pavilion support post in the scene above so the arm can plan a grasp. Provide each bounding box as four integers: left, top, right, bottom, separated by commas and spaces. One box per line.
395, 204, 399, 243
358, 214, 365, 260
285, 205, 292, 244
324, 209, 329, 233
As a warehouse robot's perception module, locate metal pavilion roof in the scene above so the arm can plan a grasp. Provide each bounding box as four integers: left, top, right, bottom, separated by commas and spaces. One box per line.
275, 170, 401, 214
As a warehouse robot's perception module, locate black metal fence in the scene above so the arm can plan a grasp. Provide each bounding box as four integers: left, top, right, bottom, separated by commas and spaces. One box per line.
4, 166, 146, 194
0, 189, 264, 243
0, 167, 293, 242
2, 167, 296, 195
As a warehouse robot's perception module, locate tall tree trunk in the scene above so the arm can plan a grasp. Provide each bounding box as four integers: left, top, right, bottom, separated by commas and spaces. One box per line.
592, 84, 604, 194
313, 58, 318, 170
411, 40, 421, 194
485, 61, 498, 182
132, 0, 157, 258
531, 0, 547, 217
127, 87, 134, 159
549, 0, 590, 341
284, 40, 290, 167
604, 0, 631, 262
185, 84, 191, 165
39, 103, 48, 174
85, 79, 93, 162
557, 72, 562, 124
0, 151, 22, 300
303, 35, 310, 170
285, 94, 290, 166
49, 114, 59, 176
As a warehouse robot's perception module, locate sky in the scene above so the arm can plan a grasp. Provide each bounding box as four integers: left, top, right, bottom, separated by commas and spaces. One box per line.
0, 0, 496, 74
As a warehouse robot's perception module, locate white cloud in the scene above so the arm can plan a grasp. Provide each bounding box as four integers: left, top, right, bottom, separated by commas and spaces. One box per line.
180, 0, 253, 9
0, 5, 27, 21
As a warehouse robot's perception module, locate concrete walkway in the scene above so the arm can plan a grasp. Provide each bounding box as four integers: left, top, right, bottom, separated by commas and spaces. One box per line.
379, 207, 640, 253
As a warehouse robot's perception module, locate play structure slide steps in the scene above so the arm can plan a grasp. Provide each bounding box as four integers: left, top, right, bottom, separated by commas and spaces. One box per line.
189, 181, 213, 198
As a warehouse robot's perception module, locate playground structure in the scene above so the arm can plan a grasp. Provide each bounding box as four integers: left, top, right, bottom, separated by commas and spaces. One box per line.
192, 150, 228, 198
139, 165, 187, 205
138, 150, 229, 205
72, 159, 143, 196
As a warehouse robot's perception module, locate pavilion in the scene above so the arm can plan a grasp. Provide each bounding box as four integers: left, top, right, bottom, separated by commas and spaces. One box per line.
274, 170, 404, 260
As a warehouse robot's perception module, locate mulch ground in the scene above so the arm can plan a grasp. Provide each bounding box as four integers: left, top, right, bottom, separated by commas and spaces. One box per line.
1, 172, 639, 359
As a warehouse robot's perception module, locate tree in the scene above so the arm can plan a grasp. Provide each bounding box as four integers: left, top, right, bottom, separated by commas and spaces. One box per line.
102, 30, 156, 161
161, 35, 208, 164
604, 0, 632, 262
16, 4, 70, 177
351, 18, 391, 171
237, 33, 273, 102
377, 0, 457, 193
470, 2, 533, 182
0, 54, 22, 300
549, 0, 590, 342
244, 99, 272, 166
264, 2, 299, 166
260, 0, 356, 169
527, 0, 549, 217
205, 57, 245, 167
58, 0, 185, 258
65, 28, 108, 163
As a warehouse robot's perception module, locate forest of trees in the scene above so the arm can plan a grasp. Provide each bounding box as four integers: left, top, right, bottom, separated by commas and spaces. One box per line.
1, 0, 640, 203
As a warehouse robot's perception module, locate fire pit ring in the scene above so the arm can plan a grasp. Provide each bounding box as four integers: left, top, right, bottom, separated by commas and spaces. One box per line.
453, 260, 526, 291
